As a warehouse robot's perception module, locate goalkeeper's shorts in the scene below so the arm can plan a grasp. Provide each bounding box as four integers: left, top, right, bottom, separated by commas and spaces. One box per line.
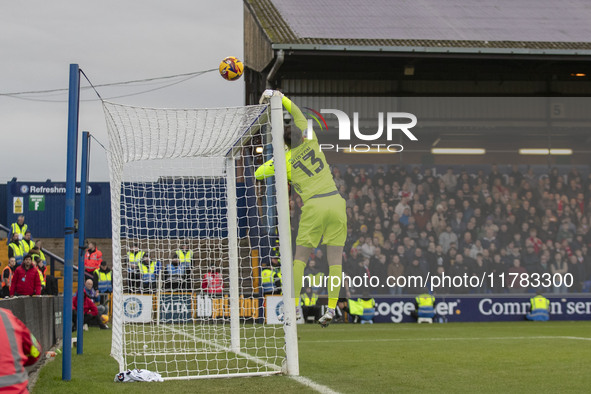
296, 193, 347, 248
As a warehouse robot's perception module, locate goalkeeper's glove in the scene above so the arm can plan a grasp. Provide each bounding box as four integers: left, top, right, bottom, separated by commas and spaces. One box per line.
259, 89, 283, 104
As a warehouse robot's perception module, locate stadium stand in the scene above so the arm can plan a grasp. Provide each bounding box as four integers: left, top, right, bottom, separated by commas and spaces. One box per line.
290, 164, 591, 296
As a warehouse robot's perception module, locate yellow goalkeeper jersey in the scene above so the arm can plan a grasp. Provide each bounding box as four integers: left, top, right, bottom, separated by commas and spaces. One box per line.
255, 96, 337, 203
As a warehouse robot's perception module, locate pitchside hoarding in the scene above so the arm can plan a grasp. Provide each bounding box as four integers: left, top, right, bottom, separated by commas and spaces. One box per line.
372, 295, 591, 323
261, 295, 591, 323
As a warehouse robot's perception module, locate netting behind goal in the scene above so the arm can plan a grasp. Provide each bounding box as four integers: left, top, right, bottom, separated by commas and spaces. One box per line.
103, 101, 291, 379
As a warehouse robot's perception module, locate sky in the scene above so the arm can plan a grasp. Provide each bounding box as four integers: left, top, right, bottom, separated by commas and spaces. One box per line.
0, 1, 245, 183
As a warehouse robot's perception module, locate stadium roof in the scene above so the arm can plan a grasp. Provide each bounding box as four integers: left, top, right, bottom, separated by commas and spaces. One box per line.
246, 0, 591, 55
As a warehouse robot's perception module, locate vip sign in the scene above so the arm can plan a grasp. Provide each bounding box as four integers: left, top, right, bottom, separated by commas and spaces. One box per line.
29, 195, 45, 211
305, 110, 418, 152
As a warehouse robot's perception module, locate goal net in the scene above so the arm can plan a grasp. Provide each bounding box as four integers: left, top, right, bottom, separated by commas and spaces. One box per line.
103, 97, 297, 379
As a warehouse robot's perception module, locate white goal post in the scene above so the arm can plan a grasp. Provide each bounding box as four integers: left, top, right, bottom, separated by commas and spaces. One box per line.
103, 93, 298, 379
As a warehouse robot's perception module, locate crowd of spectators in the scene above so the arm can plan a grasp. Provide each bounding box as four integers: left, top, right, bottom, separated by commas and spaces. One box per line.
4, 216, 52, 297
290, 164, 591, 296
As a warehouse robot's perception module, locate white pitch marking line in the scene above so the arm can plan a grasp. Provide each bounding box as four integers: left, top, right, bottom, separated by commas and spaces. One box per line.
160, 325, 340, 393
300, 336, 591, 343
289, 375, 342, 394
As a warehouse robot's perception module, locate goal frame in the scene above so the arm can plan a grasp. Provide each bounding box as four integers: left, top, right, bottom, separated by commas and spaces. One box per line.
106, 93, 299, 379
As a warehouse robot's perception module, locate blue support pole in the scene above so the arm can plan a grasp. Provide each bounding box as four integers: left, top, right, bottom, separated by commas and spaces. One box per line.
62, 63, 80, 381
76, 131, 90, 354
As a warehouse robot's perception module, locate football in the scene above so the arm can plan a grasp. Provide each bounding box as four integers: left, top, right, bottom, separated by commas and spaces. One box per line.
219, 56, 244, 81
100, 314, 109, 324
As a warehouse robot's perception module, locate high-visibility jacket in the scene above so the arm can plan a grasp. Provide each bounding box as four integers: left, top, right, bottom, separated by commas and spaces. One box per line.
0, 308, 41, 393
19, 239, 35, 255
301, 293, 318, 306
84, 249, 103, 272
2, 266, 13, 289
349, 298, 376, 319
137, 261, 158, 283
531, 295, 550, 311
416, 294, 435, 308
261, 268, 275, 293
10, 223, 28, 240
203, 271, 223, 294
94, 269, 113, 292
307, 272, 324, 288
8, 243, 24, 266
37, 269, 46, 287
175, 250, 193, 264
416, 293, 435, 318
127, 251, 145, 264
29, 250, 46, 265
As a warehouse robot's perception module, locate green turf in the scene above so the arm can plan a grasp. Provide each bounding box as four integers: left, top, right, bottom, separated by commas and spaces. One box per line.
34, 321, 591, 393
119, 323, 285, 376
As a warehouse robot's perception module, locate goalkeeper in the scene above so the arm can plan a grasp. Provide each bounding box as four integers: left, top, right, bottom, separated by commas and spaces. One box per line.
256, 90, 346, 327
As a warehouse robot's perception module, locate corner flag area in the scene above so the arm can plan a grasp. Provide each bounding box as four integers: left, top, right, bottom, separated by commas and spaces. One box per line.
34, 321, 591, 393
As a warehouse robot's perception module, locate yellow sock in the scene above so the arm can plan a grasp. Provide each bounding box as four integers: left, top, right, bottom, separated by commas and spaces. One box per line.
293, 259, 306, 306
328, 265, 342, 310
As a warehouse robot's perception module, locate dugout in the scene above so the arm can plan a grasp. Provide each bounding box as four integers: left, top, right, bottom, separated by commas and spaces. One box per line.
243, 0, 591, 166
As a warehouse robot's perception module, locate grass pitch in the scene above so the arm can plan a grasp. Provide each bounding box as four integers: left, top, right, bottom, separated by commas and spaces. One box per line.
34, 321, 591, 393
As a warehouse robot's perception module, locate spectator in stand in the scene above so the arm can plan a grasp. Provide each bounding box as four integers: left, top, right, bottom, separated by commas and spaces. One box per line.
405, 259, 425, 294
523, 244, 541, 274
442, 167, 458, 193
94, 260, 113, 293
164, 257, 189, 291
413, 204, 430, 231
19, 231, 35, 256
202, 265, 223, 295
35, 258, 52, 295
567, 253, 585, 292
360, 238, 376, 259
29, 241, 46, 266
175, 241, 193, 267
438, 225, 457, 254
507, 259, 528, 293
73, 286, 108, 330
471, 253, 487, 293
304, 259, 324, 294
304, 164, 591, 296
490, 254, 506, 293
2, 257, 16, 298
81, 278, 106, 316
10, 255, 41, 296
300, 287, 321, 322
369, 253, 388, 294
449, 254, 470, 294
32, 257, 46, 293
0, 308, 42, 392
551, 252, 569, 294
431, 204, 447, 236
6, 215, 28, 244
430, 244, 448, 274
450, 211, 466, 236
84, 241, 103, 282
387, 255, 404, 295
137, 256, 161, 291
8, 233, 24, 267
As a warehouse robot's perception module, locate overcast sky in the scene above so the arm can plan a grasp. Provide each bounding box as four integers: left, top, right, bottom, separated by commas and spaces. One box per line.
0, 1, 245, 183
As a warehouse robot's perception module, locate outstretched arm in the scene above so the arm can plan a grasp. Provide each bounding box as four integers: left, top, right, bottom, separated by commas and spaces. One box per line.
254, 151, 292, 181
282, 95, 308, 133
